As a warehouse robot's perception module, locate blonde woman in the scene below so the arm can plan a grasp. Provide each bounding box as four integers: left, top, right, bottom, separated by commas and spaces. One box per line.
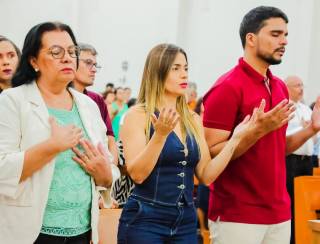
117, 44, 259, 243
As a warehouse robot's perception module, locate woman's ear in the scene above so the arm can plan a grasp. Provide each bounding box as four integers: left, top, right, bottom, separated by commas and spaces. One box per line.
29, 56, 39, 72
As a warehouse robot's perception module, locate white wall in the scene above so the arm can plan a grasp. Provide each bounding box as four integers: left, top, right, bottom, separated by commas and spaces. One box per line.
0, 0, 179, 95
1, 0, 319, 103
307, 0, 320, 104
75, 0, 180, 93
177, 0, 320, 103
0, 0, 79, 47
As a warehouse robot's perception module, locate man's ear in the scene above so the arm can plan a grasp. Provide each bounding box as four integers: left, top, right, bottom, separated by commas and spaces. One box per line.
245, 33, 257, 48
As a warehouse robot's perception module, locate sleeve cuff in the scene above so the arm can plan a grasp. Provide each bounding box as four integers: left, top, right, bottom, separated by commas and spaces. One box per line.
97, 164, 120, 208
0, 151, 25, 198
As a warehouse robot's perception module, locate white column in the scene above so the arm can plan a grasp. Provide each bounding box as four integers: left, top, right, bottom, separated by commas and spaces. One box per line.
305, 0, 320, 104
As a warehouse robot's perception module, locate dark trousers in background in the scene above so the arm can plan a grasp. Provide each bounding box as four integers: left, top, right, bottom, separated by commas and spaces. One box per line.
34, 230, 91, 244
311, 155, 319, 168
286, 154, 313, 244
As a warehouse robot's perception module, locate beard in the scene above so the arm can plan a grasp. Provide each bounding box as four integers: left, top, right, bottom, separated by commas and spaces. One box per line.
256, 44, 285, 65
257, 51, 282, 65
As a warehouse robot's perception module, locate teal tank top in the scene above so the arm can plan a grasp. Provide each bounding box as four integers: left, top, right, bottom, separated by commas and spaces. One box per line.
111, 102, 128, 141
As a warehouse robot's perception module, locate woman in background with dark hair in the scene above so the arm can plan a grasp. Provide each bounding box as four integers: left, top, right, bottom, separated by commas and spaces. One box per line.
102, 90, 116, 119
111, 87, 128, 141
0, 22, 119, 244
0, 35, 20, 93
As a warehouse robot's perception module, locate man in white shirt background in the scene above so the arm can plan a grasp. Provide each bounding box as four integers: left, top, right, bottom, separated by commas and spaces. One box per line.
285, 75, 314, 244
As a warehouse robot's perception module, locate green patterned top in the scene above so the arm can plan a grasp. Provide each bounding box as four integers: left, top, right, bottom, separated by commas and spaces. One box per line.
111, 102, 128, 141
41, 103, 92, 237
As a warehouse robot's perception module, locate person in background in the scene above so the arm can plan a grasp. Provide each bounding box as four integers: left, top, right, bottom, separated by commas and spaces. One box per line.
285, 75, 315, 244
0, 35, 21, 93
194, 97, 204, 118
127, 97, 137, 108
111, 87, 128, 141
119, 98, 137, 127
187, 82, 197, 110
103, 90, 116, 119
0, 22, 119, 244
310, 102, 320, 168
72, 42, 118, 164
105, 82, 115, 93
124, 87, 132, 103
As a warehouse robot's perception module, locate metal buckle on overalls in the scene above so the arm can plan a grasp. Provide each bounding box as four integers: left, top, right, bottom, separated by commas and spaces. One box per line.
178, 201, 184, 206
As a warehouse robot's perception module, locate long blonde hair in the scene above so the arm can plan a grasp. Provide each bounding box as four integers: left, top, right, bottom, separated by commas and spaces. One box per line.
137, 43, 201, 146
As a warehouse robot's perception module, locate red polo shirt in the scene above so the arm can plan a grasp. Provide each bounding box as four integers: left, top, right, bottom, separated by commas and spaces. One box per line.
203, 58, 291, 224
84, 89, 114, 137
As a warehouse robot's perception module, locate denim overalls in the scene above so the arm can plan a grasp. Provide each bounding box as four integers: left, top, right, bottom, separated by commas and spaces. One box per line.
117, 126, 200, 244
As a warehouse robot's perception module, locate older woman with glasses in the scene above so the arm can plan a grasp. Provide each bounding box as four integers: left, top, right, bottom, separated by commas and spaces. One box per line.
0, 22, 119, 244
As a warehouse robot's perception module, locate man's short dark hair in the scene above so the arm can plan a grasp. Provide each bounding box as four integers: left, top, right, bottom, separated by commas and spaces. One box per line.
239, 6, 289, 48
106, 83, 114, 88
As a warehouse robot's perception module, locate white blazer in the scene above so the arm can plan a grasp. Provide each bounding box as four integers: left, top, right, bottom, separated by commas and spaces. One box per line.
0, 82, 120, 244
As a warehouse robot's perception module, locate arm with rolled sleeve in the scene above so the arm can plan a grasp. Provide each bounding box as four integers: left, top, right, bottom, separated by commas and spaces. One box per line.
0, 93, 25, 198
0, 91, 59, 198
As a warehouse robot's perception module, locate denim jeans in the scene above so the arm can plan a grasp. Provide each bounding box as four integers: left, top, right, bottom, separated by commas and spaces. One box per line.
117, 197, 197, 244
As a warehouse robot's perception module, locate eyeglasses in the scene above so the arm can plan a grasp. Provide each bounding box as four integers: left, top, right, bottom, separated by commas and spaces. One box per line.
46, 45, 81, 59
79, 58, 102, 72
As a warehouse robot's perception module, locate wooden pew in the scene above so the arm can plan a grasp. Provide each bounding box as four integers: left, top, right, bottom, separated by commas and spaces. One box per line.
98, 209, 122, 244
295, 176, 320, 244
313, 167, 320, 176
308, 220, 320, 244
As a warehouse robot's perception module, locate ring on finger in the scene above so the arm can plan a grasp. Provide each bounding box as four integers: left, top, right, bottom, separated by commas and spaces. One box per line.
81, 153, 89, 161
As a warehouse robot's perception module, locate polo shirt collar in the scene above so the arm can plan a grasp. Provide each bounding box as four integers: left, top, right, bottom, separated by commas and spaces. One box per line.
238, 57, 274, 83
